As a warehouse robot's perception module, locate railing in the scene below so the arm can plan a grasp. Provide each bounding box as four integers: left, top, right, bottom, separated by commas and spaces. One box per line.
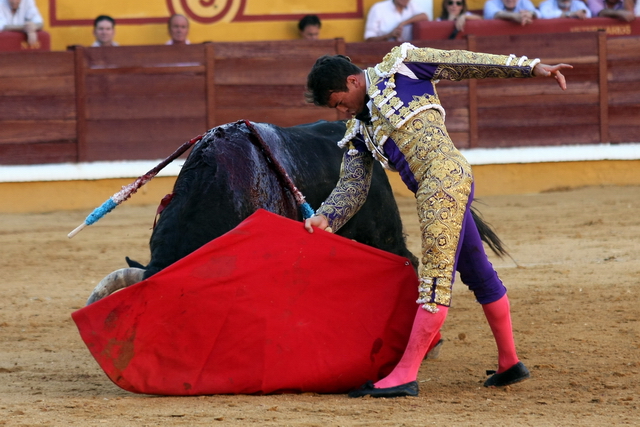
413, 17, 640, 40
0, 30, 50, 52
1, 33, 639, 166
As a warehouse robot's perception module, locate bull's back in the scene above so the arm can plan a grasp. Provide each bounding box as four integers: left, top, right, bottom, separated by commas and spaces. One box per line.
141, 120, 416, 278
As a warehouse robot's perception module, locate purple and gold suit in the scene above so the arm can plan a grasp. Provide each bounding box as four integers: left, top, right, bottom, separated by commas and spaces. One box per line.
316, 43, 539, 312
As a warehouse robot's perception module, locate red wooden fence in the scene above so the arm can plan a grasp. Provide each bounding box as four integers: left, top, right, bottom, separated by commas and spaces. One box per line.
1, 33, 639, 166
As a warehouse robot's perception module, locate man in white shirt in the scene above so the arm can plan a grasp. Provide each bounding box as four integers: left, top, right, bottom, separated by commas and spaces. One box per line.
0, 0, 43, 47
166, 14, 191, 45
365, 0, 429, 42
91, 15, 119, 47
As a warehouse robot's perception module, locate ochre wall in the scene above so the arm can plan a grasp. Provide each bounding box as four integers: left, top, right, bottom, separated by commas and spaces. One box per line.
37, 0, 382, 51
3, 160, 639, 214
36, 0, 550, 51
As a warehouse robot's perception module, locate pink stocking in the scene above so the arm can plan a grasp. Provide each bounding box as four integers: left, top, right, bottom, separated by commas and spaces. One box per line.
482, 294, 519, 373
375, 306, 449, 388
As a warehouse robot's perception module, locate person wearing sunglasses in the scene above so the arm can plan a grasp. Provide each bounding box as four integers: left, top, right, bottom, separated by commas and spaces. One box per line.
437, 0, 482, 33
539, 0, 591, 18
484, 0, 540, 25
364, 0, 429, 42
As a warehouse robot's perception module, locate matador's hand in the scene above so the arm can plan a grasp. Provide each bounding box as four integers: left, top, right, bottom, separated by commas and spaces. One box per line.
304, 214, 330, 233
533, 63, 573, 90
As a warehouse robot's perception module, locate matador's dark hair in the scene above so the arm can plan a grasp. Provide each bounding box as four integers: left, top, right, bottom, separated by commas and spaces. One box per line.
305, 55, 363, 107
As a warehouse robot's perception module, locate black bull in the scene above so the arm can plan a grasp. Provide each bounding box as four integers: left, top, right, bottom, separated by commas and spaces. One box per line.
98, 120, 504, 303
127, 119, 421, 279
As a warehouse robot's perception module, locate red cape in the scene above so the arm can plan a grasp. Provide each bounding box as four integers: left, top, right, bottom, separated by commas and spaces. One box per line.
72, 209, 419, 395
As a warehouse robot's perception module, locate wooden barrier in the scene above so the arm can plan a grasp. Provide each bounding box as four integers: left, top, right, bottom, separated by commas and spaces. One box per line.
1, 34, 639, 166
413, 17, 640, 40
0, 50, 76, 164
75, 40, 344, 162
0, 30, 50, 52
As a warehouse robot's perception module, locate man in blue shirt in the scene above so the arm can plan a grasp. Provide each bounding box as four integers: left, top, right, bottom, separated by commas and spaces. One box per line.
484, 0, 540, 24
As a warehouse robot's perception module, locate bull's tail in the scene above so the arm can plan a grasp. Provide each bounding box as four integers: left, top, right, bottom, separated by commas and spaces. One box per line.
470, 206, 508, 258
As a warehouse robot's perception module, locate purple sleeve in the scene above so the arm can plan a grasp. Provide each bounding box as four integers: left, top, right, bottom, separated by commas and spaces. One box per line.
403, 62, 440, 80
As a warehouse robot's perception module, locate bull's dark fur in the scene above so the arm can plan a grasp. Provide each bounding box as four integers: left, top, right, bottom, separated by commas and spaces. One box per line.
128, 120, 505, 279
128, 120, 418, 279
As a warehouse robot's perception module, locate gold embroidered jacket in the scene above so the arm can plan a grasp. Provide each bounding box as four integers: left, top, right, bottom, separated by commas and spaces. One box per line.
316, 43, 540, 232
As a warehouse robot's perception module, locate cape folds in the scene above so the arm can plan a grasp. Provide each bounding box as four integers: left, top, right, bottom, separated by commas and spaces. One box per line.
72, 209, 419, 395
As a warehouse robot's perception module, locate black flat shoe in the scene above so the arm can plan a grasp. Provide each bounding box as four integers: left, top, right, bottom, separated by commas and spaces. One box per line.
484, 361, 530, 387
348, 380, 419, 398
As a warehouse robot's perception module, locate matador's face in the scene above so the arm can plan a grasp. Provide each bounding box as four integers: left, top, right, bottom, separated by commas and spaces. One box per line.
327, 74, 367, 116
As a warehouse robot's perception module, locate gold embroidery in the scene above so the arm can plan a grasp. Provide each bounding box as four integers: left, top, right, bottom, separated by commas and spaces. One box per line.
332, 46, 533, 308
392, 110, 473, 309
371, 45, 536, 132
315, 151, 374, 232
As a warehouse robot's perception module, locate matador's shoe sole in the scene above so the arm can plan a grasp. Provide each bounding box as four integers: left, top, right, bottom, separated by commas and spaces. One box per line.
348, 380, 419, 398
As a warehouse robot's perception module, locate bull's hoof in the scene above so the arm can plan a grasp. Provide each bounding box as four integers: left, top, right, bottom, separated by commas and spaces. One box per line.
425, 338, 444, 359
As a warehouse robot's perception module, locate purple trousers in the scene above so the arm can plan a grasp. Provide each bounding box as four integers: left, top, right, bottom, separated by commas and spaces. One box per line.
453, 184, 507, 305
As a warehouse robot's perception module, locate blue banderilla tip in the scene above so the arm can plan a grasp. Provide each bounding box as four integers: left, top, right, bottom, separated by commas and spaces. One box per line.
85, 198, 118, 225
300, 202, 315, 220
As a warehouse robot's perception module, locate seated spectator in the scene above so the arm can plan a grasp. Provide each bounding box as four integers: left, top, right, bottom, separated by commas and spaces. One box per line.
166, 14, 190, 45
587, 0, 635, 21
0, 0, 43, 47
539, 0, 591, 18
437, 0, 482, 34
484, 0, 540, 25
92, 15, 118, 47
365, 0, 429, 42
298, 14, 321, 40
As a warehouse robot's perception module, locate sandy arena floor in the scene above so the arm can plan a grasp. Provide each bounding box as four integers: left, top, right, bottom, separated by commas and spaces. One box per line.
1, 185, 639, 426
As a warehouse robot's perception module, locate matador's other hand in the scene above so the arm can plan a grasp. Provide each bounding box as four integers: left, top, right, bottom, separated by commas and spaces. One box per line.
304, 214, 330, 233
533, 63, 573, 90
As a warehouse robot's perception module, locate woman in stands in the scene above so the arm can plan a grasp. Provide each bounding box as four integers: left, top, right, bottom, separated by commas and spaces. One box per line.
437, 0, 482, 36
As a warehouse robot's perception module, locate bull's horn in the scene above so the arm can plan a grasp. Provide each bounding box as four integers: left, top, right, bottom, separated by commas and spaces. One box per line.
86, 267, 145, 305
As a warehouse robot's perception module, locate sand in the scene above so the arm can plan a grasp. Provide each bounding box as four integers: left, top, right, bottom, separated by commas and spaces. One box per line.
1, 185, 638, 426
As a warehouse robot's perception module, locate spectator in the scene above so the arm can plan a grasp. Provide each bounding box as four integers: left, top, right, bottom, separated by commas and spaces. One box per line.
484, 0, 540, 25
92, 15, 118, 47
0, 0, 43, 47
166, 14, 190, 45
587, 0, 635, 21
298, 14, 321, 40
539, 0, 591, 18
437, 0, 482, 34
364, 0, 429, 42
